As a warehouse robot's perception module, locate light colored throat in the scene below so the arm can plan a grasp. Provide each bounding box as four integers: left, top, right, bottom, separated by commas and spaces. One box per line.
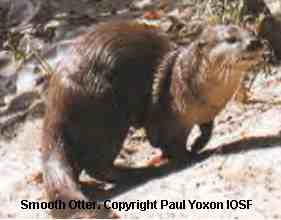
173, 64, 245, 127
200, 65, 245, 108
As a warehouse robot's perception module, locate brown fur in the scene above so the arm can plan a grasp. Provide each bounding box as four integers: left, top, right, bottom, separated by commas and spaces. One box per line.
42, 21, 265, 218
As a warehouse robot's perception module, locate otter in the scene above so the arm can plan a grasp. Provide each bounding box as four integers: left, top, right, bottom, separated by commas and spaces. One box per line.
41, 21, 266, 218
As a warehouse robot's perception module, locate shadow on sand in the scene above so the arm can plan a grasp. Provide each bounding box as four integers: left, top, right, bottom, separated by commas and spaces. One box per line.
82, 134, 281, 201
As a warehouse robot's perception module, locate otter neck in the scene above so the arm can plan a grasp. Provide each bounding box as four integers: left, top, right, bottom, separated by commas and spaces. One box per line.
169, 49, 246, 128
198, 58, 246, 108
150, 49, 181, 112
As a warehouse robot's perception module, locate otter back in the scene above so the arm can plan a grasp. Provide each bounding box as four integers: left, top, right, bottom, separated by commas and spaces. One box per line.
42, 21, 171, 218
56, 21, 171, 124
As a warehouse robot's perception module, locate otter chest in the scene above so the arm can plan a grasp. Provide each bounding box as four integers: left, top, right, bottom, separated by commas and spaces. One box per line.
176, 103, 221, 128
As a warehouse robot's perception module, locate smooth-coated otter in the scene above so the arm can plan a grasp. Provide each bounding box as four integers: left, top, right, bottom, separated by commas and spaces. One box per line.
41, 21, 266, 218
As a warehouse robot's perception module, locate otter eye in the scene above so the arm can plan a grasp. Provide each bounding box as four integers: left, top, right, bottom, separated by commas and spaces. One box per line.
226, 37, 238, 44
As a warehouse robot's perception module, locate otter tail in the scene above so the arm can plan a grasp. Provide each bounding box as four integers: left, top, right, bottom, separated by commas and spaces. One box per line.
41, 122, 119, 218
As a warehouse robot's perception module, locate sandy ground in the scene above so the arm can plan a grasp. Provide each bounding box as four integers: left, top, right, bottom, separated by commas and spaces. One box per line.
1, 66, 281, 218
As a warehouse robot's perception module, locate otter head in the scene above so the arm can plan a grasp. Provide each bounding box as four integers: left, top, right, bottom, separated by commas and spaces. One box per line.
191, 25, 267, 108
159, 25, 268, 126
198, 25, 266, 75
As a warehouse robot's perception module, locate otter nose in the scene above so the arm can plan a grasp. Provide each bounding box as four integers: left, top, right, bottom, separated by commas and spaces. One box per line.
247, 38, 263, 51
